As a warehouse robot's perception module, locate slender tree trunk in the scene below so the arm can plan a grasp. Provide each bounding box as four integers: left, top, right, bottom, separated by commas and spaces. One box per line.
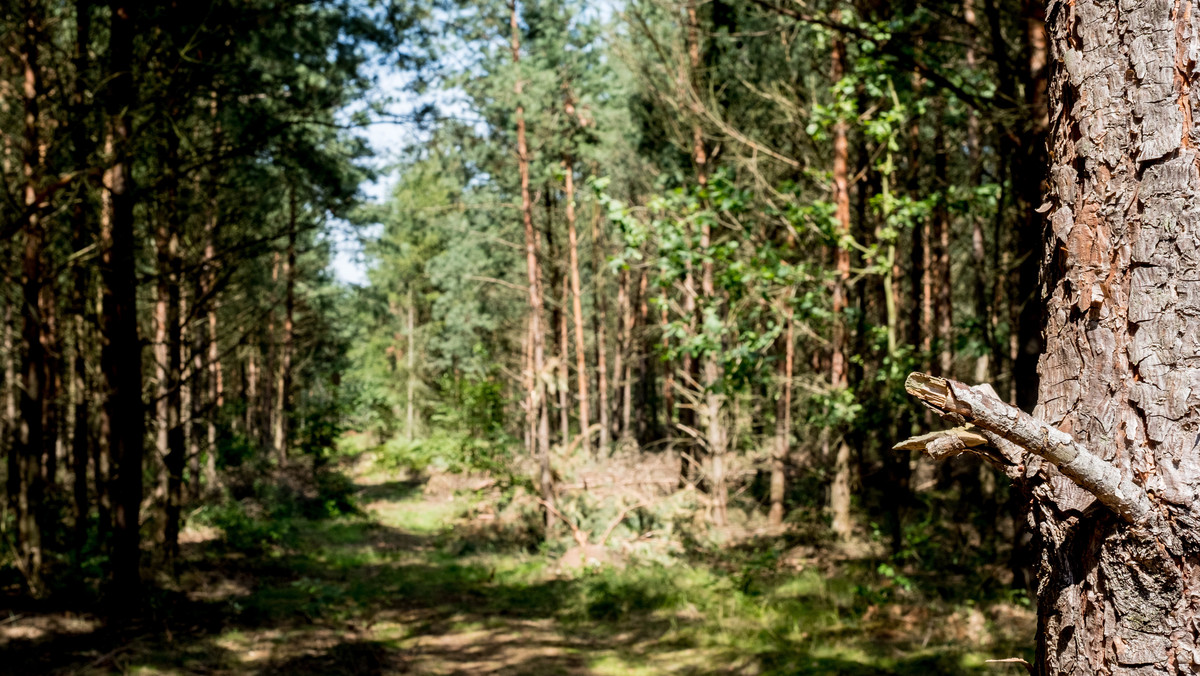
769, 305, 794, 528
510, 0, 553, 533
102, 0, 145, 602
828, 28, 853, 542
203, 95, 222, 490
932, 119, 953, 377
273, 191, 296, 462
15, 0, 47, 592
589, 204, 611, 456
563, 158, 591, 456
558, 275, 571, 449
69, 0, 94, 553
617, 267, 634, 440
685, 0, 728, 526
157, 134, 184, 564
660, 303, 673, 443
406, 288, 416, 442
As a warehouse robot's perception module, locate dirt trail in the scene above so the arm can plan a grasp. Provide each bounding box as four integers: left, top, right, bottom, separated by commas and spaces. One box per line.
1, 466, 671, 675
1, 460, 1034, 675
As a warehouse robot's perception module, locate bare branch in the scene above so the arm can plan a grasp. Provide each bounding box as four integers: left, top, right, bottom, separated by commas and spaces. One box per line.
902, 372, 1153, 524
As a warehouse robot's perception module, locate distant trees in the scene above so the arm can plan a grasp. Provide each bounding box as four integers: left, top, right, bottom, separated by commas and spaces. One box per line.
351, 0, 1051, 558
0, 0, 417, 602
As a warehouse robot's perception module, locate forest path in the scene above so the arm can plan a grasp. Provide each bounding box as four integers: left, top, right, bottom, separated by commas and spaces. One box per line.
4, 455, 1032, 675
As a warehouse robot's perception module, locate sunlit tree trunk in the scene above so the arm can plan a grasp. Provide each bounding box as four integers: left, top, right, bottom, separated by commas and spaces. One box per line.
564, 158, 591, 456
828, 27, 853, 542
932, 120, 952, 377
589, 204, 610, 456
510, 0, 553, 533
273, 190, 296, 462
769, 304, 794, 528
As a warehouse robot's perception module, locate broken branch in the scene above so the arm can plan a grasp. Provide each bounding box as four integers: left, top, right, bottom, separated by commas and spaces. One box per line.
901, 372, 1153, 524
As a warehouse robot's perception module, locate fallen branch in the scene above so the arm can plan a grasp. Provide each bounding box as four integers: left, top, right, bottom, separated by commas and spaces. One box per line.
899, 372, 1153, 524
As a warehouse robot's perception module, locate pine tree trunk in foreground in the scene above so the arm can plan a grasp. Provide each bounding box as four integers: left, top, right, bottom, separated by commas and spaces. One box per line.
902, 2, 1200, 671
1032, 1, 1200, 671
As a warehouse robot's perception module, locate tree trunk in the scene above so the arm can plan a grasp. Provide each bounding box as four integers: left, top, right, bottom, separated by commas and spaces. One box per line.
69, 0, 94, 554
769, 305, 794, 528
618, 267, 634, 440
828, 28, 853, 542
156, 134, 184, 564
273, 191, 296, 462
15, 0, 47, 593
102, 0, 145, 603
1026, 1, 1200, 671
932, 119, 952, 377
564, 158, 590, 456
557, 274, 570, 450
589, 203, 610, 456
510, 0, 553, 534
406, 287, 416, 442
899, 3, 1200, 672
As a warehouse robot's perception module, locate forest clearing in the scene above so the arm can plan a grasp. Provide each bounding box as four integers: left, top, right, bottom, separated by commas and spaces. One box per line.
3, 0, 1200, 674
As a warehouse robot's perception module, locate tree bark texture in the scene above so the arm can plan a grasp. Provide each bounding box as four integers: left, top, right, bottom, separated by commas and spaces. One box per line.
901, 2, 1200, 672
1011, 0, 1200, 671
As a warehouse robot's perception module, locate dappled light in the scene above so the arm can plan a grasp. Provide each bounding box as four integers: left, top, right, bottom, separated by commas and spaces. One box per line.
3, 0, 1193, 673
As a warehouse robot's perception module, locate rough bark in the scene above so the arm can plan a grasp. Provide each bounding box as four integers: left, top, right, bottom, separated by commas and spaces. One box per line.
902, 2, 1200, 671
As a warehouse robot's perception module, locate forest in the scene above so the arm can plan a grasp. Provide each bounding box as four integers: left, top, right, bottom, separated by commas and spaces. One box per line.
2, 0, 1198, 674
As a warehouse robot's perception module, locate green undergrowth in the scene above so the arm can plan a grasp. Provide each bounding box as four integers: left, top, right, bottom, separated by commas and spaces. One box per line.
176, 456, 1034, 676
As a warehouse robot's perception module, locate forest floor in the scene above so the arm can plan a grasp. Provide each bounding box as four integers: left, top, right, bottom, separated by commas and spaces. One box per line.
3, 453, 1036, 675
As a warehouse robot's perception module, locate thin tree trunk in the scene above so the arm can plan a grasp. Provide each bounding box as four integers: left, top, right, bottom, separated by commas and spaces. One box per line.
406, 287, 416, 442
69, 2, 93, 551
273, 191, 296, 462
564, 158, 591, 456
769, 305, 794, 528
828, 27, 853, 542
510, 0, 553, 534
589, 204, 610, 456
15, 0, 46, 592
157, 134, 185, 564
102, 0, 145, 602
932, 118, 952, 377
558, 275, 570, 449
618, 268, 634, 440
